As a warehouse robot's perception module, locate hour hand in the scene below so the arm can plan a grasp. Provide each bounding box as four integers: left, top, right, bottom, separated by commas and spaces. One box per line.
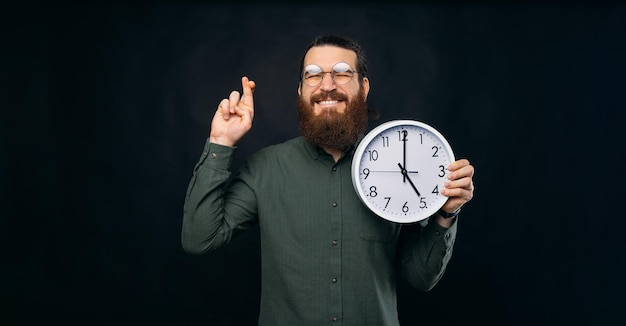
397, 163, 420, 196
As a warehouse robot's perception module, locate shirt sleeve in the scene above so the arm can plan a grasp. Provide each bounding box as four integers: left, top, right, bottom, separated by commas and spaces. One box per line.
181, 140, 259, 254
396, 217, 458, 291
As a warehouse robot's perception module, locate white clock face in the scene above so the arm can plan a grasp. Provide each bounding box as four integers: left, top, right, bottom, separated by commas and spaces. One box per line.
351, 120, 455, 223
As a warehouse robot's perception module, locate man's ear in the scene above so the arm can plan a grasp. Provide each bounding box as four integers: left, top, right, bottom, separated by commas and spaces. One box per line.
362, 77, 370, 100
297, 82, 302, 96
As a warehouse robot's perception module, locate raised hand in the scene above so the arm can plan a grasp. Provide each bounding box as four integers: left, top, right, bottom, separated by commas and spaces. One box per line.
209, 76, 256, 147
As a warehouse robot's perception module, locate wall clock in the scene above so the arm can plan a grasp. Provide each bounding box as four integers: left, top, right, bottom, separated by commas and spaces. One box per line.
351, 120, 455, 223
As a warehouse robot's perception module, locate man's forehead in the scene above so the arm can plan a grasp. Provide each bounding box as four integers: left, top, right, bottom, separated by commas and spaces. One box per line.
304, 46, 357, 68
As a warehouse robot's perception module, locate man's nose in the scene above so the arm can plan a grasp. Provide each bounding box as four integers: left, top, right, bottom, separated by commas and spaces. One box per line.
319, 72, 337, 91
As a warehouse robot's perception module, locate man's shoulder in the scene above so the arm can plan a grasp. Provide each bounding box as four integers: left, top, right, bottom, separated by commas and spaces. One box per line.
251, 136, 307, 159
259, 136, 305, 153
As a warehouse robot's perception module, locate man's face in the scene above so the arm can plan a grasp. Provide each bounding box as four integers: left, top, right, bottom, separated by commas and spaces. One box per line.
298, 45, 370, 115
297, 45, 371, 150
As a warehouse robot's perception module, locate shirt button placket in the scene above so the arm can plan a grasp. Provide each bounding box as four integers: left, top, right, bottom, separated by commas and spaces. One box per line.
329, 163, 342, 323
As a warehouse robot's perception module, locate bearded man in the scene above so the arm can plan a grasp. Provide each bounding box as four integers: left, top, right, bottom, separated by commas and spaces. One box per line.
182, 34, 475, 326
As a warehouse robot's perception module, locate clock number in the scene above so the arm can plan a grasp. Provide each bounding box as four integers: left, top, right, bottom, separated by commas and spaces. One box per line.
362, 168, 370, 179
402, 202, 409, 213
367, 150, 379, 161
432, 146, 440, 157
419, 133, 423, 144
420, 197, 427, 209
369, 186, 378, 197
438, 165, 446, 177
384, 197, 391, 209
381, 136, 389, 147
432, 185, 439, 194
398, 130, 408, 141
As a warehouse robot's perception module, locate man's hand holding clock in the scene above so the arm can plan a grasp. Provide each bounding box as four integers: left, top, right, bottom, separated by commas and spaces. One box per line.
436, 158, 474, 228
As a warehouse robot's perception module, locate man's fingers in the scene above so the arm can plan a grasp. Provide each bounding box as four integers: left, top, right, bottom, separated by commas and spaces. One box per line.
448, 158, 471, 171
447, 161, 474, 181
241, 76, 256, 98
219, 98, 230, 119
228, 90, 241, 113
445, 177, 473, 190
214, 76, 255, 128
240, 76, 255, 120
443, 186, 473, 201
241, 77, 255, 117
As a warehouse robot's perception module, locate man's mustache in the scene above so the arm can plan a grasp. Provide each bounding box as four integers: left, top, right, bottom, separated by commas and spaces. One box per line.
310, 91, 348, 103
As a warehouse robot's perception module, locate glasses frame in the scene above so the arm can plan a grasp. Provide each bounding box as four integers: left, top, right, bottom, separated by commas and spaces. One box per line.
301, 62, 360, 87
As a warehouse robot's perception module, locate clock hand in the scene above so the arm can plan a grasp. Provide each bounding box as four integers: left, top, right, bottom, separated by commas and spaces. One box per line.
397, 163, 420, 196
402, 130, 407, 182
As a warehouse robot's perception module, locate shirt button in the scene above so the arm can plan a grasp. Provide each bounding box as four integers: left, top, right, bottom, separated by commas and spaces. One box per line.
332, 277, 337, 283
332, 240, 338, 246
332, 166, 337, 171
332, 202, 338, 207
332, 317, 338, 322
211, 153, 217, 159
435, 231, 441, 236
445, 233, 451, 239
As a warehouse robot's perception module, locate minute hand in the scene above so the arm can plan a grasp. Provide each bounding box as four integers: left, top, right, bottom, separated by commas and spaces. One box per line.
397, 163, 420, 196
402, 131, 407, 182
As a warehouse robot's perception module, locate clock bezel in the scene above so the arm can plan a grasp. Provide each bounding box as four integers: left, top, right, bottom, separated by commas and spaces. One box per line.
351, 119, 455, 223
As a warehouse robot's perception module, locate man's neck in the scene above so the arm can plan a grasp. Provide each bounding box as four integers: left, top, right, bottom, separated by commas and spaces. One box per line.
320, 145, 342, 162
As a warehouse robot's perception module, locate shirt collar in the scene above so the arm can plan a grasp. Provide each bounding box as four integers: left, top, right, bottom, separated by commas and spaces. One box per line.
301, 134, 365, 161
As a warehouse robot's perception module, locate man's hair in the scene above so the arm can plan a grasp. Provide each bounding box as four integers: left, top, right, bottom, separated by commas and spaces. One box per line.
299, 34, 369, 84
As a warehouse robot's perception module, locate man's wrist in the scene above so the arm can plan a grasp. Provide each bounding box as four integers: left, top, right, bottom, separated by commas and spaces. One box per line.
209, 136, 236, 148
437, 207, 461, 219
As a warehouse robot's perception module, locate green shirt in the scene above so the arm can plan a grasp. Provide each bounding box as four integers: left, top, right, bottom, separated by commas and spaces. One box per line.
182, 136, 458, 326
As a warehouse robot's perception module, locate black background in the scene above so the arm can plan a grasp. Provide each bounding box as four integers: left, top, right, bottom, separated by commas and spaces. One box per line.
2, 2, 625, 325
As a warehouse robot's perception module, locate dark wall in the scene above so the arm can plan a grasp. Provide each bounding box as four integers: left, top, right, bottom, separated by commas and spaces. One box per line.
2, 3, 625, 325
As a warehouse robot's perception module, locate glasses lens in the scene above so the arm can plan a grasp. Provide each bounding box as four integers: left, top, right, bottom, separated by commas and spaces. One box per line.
303, 64, 323, 86
332, 62, 354, 85
332, 62, 352, 73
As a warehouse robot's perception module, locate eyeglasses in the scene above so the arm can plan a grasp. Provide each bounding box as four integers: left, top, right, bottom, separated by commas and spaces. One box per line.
301, 62, 358, 87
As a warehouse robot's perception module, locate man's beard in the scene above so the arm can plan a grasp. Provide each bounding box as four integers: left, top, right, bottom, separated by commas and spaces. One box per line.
297, 89, 369, 151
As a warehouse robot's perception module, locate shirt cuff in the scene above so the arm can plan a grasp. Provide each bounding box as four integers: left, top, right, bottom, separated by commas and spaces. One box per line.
196, 139, 236, 171
424, 218, 458, 248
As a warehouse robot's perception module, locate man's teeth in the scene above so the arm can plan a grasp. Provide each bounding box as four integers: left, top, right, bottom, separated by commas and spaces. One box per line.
318, 100, 338, 105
